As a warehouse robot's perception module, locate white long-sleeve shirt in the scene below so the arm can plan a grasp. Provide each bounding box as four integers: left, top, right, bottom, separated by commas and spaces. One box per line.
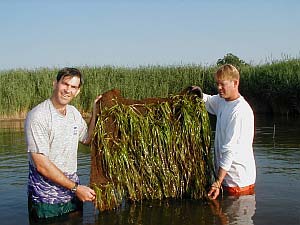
203, 94, 256, 187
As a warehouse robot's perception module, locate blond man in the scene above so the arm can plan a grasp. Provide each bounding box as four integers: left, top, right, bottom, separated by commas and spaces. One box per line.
196, 64, 256, 199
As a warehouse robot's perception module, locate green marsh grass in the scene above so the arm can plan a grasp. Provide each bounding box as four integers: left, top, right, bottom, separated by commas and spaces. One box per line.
0, 65, 215, 118
1, 58, 300, 118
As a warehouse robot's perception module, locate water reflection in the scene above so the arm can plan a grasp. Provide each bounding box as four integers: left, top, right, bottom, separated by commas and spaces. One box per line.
94, 199, 217, 225
0, 116, 299, 225
85, 194, 256, 225
209, 195, 256, 225
25, 196, 257, 225
254, 115, 300, 180
0, 119, 24, 130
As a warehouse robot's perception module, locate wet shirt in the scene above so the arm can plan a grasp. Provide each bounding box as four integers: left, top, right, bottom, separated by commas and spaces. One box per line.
203, 94, 256, 187
25, 99, 88, 203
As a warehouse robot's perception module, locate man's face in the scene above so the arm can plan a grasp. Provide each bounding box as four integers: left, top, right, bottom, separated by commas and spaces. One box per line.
52, 76, 81, 107
215, 79, 238, 101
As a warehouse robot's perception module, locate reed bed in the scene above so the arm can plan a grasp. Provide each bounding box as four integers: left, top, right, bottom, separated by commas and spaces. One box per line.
1, 58, 300, 117
92, 95, 213, 211
0, 65, 214, 118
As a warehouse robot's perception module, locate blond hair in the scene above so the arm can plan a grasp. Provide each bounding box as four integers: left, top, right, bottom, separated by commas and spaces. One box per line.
215, 64, 240, 81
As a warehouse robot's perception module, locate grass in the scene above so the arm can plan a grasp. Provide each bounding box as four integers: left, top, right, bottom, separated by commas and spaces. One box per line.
1, 58, 300, 118
92, 94, 213, 211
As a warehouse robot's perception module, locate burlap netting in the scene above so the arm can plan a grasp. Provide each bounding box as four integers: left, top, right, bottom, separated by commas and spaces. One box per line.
90, 87, 213, 211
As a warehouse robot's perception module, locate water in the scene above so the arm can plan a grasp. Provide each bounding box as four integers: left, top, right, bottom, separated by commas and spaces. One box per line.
0, 115, 299, 225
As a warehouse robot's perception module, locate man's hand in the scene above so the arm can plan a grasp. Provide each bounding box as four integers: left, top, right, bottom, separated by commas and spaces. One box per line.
208, 184, 220, 200
75, 185, 96, 202
190, 86, 203, 98
83, 94, 103, 145
92, 95, 102, 117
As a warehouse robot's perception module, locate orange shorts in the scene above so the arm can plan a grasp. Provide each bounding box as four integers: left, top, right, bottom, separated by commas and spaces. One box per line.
222, 184, 255, 196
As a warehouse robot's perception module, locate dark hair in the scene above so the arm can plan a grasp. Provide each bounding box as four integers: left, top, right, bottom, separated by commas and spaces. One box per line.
56, 67, 84, 87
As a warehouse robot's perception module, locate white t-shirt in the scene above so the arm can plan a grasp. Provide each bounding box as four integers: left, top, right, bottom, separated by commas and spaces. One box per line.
25, 99, 88, 174
203, 94, 256, 187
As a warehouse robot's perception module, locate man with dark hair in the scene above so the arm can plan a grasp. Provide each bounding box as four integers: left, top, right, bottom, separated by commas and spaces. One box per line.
25, 67, 101, 220
56, 67, 84, 87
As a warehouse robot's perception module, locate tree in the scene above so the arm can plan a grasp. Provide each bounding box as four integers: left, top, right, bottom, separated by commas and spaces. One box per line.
217, 53, 249, 67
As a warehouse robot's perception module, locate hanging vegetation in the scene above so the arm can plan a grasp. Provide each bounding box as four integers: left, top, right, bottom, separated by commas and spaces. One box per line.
90, 89, 214, 211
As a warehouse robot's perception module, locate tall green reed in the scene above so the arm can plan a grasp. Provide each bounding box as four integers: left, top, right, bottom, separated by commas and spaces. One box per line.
1, 58, 300, 117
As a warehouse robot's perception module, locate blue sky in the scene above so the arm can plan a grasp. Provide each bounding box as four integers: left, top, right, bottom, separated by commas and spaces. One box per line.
1, 0, 299, 70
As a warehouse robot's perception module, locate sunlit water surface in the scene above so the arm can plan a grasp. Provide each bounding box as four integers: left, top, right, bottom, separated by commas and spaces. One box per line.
0, 115, 299, 225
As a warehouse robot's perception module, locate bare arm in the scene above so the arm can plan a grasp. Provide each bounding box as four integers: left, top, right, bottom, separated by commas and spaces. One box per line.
82, 95, 102, 145
208, 167, 227, 199
31, 152, 96, 202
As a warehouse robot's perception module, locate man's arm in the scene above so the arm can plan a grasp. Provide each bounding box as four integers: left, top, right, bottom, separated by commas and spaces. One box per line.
208, 167, 227, 199
82, 95, 102, 145
31, 152, 96, 202
208, 115, 239, 199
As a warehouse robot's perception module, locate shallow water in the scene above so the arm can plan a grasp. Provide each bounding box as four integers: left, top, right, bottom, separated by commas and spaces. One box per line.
0, 115, 299, 225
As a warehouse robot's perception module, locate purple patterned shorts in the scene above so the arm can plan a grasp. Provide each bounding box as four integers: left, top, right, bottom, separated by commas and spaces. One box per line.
28, 163, 79, 204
